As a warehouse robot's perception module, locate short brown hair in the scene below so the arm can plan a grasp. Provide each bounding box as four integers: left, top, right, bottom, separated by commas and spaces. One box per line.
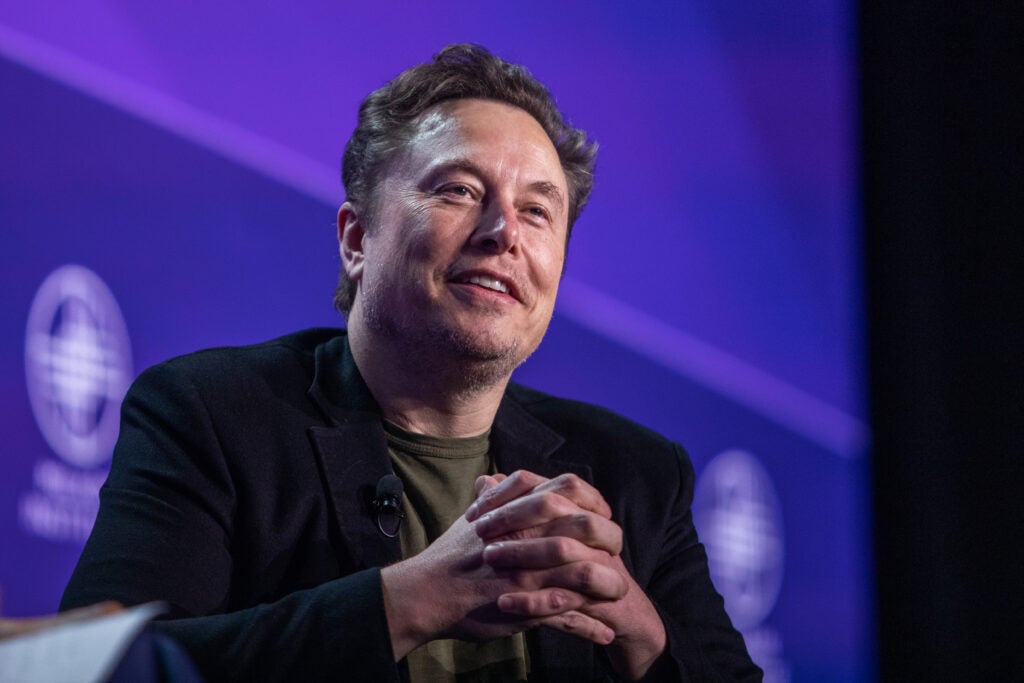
334, 43, 597, 315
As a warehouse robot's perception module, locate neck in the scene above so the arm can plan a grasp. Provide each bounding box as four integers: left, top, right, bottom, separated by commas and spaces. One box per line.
347, 315, 511, 438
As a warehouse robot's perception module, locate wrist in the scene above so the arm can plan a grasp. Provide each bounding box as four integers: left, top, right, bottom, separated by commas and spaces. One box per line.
603, 590, 668, 680
380, 558, 436, 660
605, 631, 667, 680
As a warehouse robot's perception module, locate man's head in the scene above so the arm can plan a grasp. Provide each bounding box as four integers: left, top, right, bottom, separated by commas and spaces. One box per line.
339, 97, 572, 386
334, 44, 597, 315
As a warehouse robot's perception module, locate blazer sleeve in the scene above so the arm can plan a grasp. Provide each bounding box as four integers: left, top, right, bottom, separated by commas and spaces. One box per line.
640, 444, 763, 682
60, 361, 402, 682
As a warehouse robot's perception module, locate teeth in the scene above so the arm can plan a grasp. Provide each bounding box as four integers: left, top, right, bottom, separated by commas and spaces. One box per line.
465, 275, 509, 294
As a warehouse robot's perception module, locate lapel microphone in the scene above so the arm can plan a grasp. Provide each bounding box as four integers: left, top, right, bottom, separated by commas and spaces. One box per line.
373, 474, 405, 538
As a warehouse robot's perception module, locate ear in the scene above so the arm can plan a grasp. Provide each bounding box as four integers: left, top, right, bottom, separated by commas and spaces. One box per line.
338, 202, 366, 283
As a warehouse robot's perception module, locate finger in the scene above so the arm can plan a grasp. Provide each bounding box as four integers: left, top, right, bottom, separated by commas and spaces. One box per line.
473, 474, 504, 497
466, 470, 549, 521
484, 536, 595, 568
476, 496, 623, 555
540, 610, 616, 646
529, 474, 613, 519
505, 560, 629, 601
496, 588, 589, 616
483, 537, 614, 570
533, 511, 623, 555
468, 472, 613, 523
474, 488, 576, 538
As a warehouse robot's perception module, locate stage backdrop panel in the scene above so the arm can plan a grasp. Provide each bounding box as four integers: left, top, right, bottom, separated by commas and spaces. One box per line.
1, 2, 869, 680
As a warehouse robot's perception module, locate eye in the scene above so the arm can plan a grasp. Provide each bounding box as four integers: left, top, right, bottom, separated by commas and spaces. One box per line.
440, 183, 474, 198
524, 205, 551, 223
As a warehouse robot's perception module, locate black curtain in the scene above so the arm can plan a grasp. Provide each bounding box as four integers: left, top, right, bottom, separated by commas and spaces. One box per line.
861, 3, 1023, 679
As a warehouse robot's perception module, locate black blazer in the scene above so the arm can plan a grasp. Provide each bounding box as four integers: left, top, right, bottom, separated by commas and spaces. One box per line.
62, 329, 759, 682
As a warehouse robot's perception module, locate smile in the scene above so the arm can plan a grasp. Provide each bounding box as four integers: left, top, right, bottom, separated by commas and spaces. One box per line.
462, 275, 509, 294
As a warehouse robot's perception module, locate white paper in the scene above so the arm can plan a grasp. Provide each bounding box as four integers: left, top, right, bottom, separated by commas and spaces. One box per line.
0, 602, 165, 683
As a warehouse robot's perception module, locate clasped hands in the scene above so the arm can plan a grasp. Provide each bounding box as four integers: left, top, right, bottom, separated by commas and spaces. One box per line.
381, 470, 667, 679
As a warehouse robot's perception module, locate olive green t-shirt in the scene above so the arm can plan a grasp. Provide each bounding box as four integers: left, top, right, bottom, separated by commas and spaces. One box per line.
385, 421, 529, 682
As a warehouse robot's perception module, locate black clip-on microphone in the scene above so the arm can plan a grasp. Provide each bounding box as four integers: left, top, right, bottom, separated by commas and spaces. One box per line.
373, 474, 405, 538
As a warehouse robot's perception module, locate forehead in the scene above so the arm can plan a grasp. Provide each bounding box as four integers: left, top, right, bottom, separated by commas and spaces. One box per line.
397, 98, 567, 190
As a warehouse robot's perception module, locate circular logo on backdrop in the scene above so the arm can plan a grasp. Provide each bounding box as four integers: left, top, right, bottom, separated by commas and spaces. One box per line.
693, 449, 785, 630
24, 265, 132, 469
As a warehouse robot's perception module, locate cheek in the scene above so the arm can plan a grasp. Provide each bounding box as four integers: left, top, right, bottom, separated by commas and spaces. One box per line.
404, 212, 462, 263
373, 230, 433, 273
533, 237, 567, 289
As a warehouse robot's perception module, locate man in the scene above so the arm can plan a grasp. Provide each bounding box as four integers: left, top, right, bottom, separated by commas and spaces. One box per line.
62, 45, 761, 681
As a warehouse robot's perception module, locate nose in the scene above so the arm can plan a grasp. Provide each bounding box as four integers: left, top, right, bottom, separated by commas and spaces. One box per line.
469, 200, 519, 254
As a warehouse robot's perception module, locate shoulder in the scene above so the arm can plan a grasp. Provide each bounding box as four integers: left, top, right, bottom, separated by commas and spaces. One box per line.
126, 328, 344, 414
504, 382, 692, 483
505, 382, 675, 448
137, 328, 341, 386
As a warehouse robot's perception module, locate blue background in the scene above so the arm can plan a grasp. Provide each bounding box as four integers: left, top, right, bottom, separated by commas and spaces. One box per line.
1, 3, 870, 680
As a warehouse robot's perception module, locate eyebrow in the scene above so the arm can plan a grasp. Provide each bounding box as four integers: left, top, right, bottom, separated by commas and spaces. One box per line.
428, 159, 566, 212
529, 181, 566, 213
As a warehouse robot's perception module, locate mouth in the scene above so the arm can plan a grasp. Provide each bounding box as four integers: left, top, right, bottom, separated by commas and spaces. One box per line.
450, 270, 521, 302
463, 274, 509, 294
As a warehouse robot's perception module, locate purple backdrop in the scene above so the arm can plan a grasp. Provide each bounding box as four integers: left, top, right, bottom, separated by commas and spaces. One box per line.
1, 3, 870, 680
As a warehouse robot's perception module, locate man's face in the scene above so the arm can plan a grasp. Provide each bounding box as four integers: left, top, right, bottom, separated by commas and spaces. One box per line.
347, 98, 569, 377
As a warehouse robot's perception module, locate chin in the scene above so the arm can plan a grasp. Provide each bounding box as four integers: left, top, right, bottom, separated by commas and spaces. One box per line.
437, 326, 535, 381
442, 327, 520, 362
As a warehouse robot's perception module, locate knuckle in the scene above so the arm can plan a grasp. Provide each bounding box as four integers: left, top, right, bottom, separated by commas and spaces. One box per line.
538, 492, 563, 517
572, 513, 596, 539
494, 503, 514, 525
500, 594, 521, 612
616, 573, 629, 597
560, 612, 581, 632
550, 536, 574, 562
506, 593, 528, 612
610, 526, 624, 554
502, 541, 523, 563
555, 473, 582, 491
559, 476, 588, 502
575, 562, 595, 593
511, 470, 540, 488
546, 590, 567, 611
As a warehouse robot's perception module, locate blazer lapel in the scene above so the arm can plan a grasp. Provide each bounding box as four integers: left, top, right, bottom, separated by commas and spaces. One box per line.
306, 335, 402, 570
491, 393, 592, 483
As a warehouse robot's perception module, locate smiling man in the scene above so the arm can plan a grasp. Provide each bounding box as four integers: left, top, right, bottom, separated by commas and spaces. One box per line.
342, 98, 567, 425
62, 45, 761, 682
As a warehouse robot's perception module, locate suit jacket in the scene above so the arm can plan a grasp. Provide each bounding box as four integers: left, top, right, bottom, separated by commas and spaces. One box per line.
61, 329, 760, 682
